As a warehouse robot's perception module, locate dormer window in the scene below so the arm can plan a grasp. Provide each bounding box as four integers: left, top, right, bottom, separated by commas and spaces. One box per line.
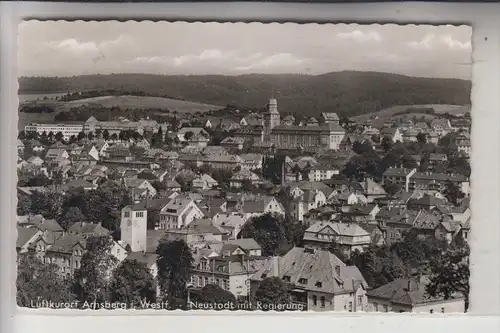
315, 282, 322, 288
298, 278, 308, 284
283, 275, 291, 282
261, 273, 267, 279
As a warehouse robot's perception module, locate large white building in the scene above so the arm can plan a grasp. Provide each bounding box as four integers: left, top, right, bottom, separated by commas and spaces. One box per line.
24, 123, 84, 140
258, 98, 345, 151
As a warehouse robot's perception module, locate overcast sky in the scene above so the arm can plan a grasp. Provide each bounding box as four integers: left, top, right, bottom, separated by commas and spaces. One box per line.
18, 21, 471, 79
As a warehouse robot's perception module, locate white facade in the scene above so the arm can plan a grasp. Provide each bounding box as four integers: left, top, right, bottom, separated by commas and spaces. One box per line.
120, 206, 148, 252
25, 123, 84, 140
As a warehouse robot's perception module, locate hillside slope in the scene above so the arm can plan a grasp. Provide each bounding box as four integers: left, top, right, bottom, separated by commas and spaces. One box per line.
18, 71, 471, 117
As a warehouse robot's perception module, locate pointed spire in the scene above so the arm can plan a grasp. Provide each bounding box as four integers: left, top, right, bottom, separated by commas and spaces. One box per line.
271, 84, 275, 99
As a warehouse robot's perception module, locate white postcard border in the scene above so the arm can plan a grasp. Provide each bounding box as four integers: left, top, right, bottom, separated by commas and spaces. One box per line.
1, 2, 499, 333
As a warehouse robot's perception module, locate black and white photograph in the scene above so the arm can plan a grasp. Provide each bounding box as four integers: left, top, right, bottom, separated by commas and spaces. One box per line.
15, 21, 472, 313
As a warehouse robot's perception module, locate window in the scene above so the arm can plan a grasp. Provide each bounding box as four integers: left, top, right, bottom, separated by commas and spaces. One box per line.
320, 296, 326, 308
216, 278, 220, 287
357, 295, 363, 305
298, 278, 308, 284
315, 282, 322, 288
383, 304, 388, 312
430, 309, 434, 314
136, 212, 144, 218
312, 295, 317, 306
441, 308, 445, 314
283, 276, 291, 282
348, 302, 353, 312
374, 303, 378, 311
124, 211, 130, 218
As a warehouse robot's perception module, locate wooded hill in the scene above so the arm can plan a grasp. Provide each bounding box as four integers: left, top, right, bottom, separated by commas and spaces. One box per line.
18, 71, 471, 117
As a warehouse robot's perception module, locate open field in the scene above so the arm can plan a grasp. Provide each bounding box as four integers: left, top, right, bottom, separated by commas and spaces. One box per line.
62, 95, 221, 113
18, 95, 222, 131
351, 104, 471, 123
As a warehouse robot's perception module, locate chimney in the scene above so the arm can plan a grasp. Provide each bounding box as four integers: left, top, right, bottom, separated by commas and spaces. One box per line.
407, 279, 412, 291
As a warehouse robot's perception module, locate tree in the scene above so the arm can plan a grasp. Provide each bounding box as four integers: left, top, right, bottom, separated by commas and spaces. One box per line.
416, 132, 427, 144
102, 129, 110, 141
239, 213, 303, 256
183, 131, 194, 142
383, 181, 402, 197
17, 255, 75, 307
255, 277, 290, 310
77, 131, 86, 141
350, 245, 406, 289
55, 131, 64, 142
443, 180, 464, 205
87, 131, 94, 141
28, 190, 63, 219
69, 135, 77, 144
391, 230, 446, 270
110, 133, 118, 141
18, 130, 26, 140
109, 259, 156, 306
47, 131, 54, 142
198, 284, 236, 305
147, 208, 161, 230
381, 136, 394, 153
59, 206, 86, 230
241, 179, 254, 192
426, 242, 470, 309
156, 239, 194, 309
95, 128, 102, 140
73, 236, 118, 304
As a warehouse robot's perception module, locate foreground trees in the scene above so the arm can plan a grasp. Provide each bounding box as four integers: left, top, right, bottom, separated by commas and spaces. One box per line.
17, 255, 75, 307
156, 239, 194, 309
239, 213, 306, 256
426, 240, 470, 309
109, 259, 156, 305
255, 277, 291, 310
73, 236, 118, 304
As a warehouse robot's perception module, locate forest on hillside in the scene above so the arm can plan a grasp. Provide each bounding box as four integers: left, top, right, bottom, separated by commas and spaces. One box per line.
18, 71, 471, 117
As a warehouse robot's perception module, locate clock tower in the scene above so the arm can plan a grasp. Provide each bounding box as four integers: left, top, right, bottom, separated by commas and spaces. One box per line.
120, 205, 148, 252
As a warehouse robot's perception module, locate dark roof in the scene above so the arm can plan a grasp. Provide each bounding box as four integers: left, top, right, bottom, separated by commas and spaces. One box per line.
367, 276, 463, 305
47, 234, 86, 254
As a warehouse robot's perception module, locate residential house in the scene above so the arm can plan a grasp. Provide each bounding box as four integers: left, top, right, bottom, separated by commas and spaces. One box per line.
192, 174, 219, 190
45, 148, 69, 163
16, 227, 44, 255
220, 137, 245, 151
17, 139, 25, 153
308, 165, 340, 182
162, 218, 225, 245
382, 168, 417, 192
31, 140, 45, 152
44, 233, 86, 279
212, 213, 246, 240
361, 178, 387, 203
236, 196, 286, 221
27, 156, 44, 167
380, 128, 403, 143
302, 221, 371, 256
367, 275, 465, 313
250, 247, 368, 312
240, 153, 263, 171
430, 119, 452, 138
191, 253, 269, 298
177, 127, 209, 142
291, 189, 327, 222
230, 169, 260, 189
159, 197, 205, 229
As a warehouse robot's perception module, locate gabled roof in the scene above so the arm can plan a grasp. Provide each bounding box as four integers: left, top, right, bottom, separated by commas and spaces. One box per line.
253, 247, 367, 294
16, 227, 40, 248
47, 234, 86, 254
68, 222, 110, 236
367, 276, 462, 305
